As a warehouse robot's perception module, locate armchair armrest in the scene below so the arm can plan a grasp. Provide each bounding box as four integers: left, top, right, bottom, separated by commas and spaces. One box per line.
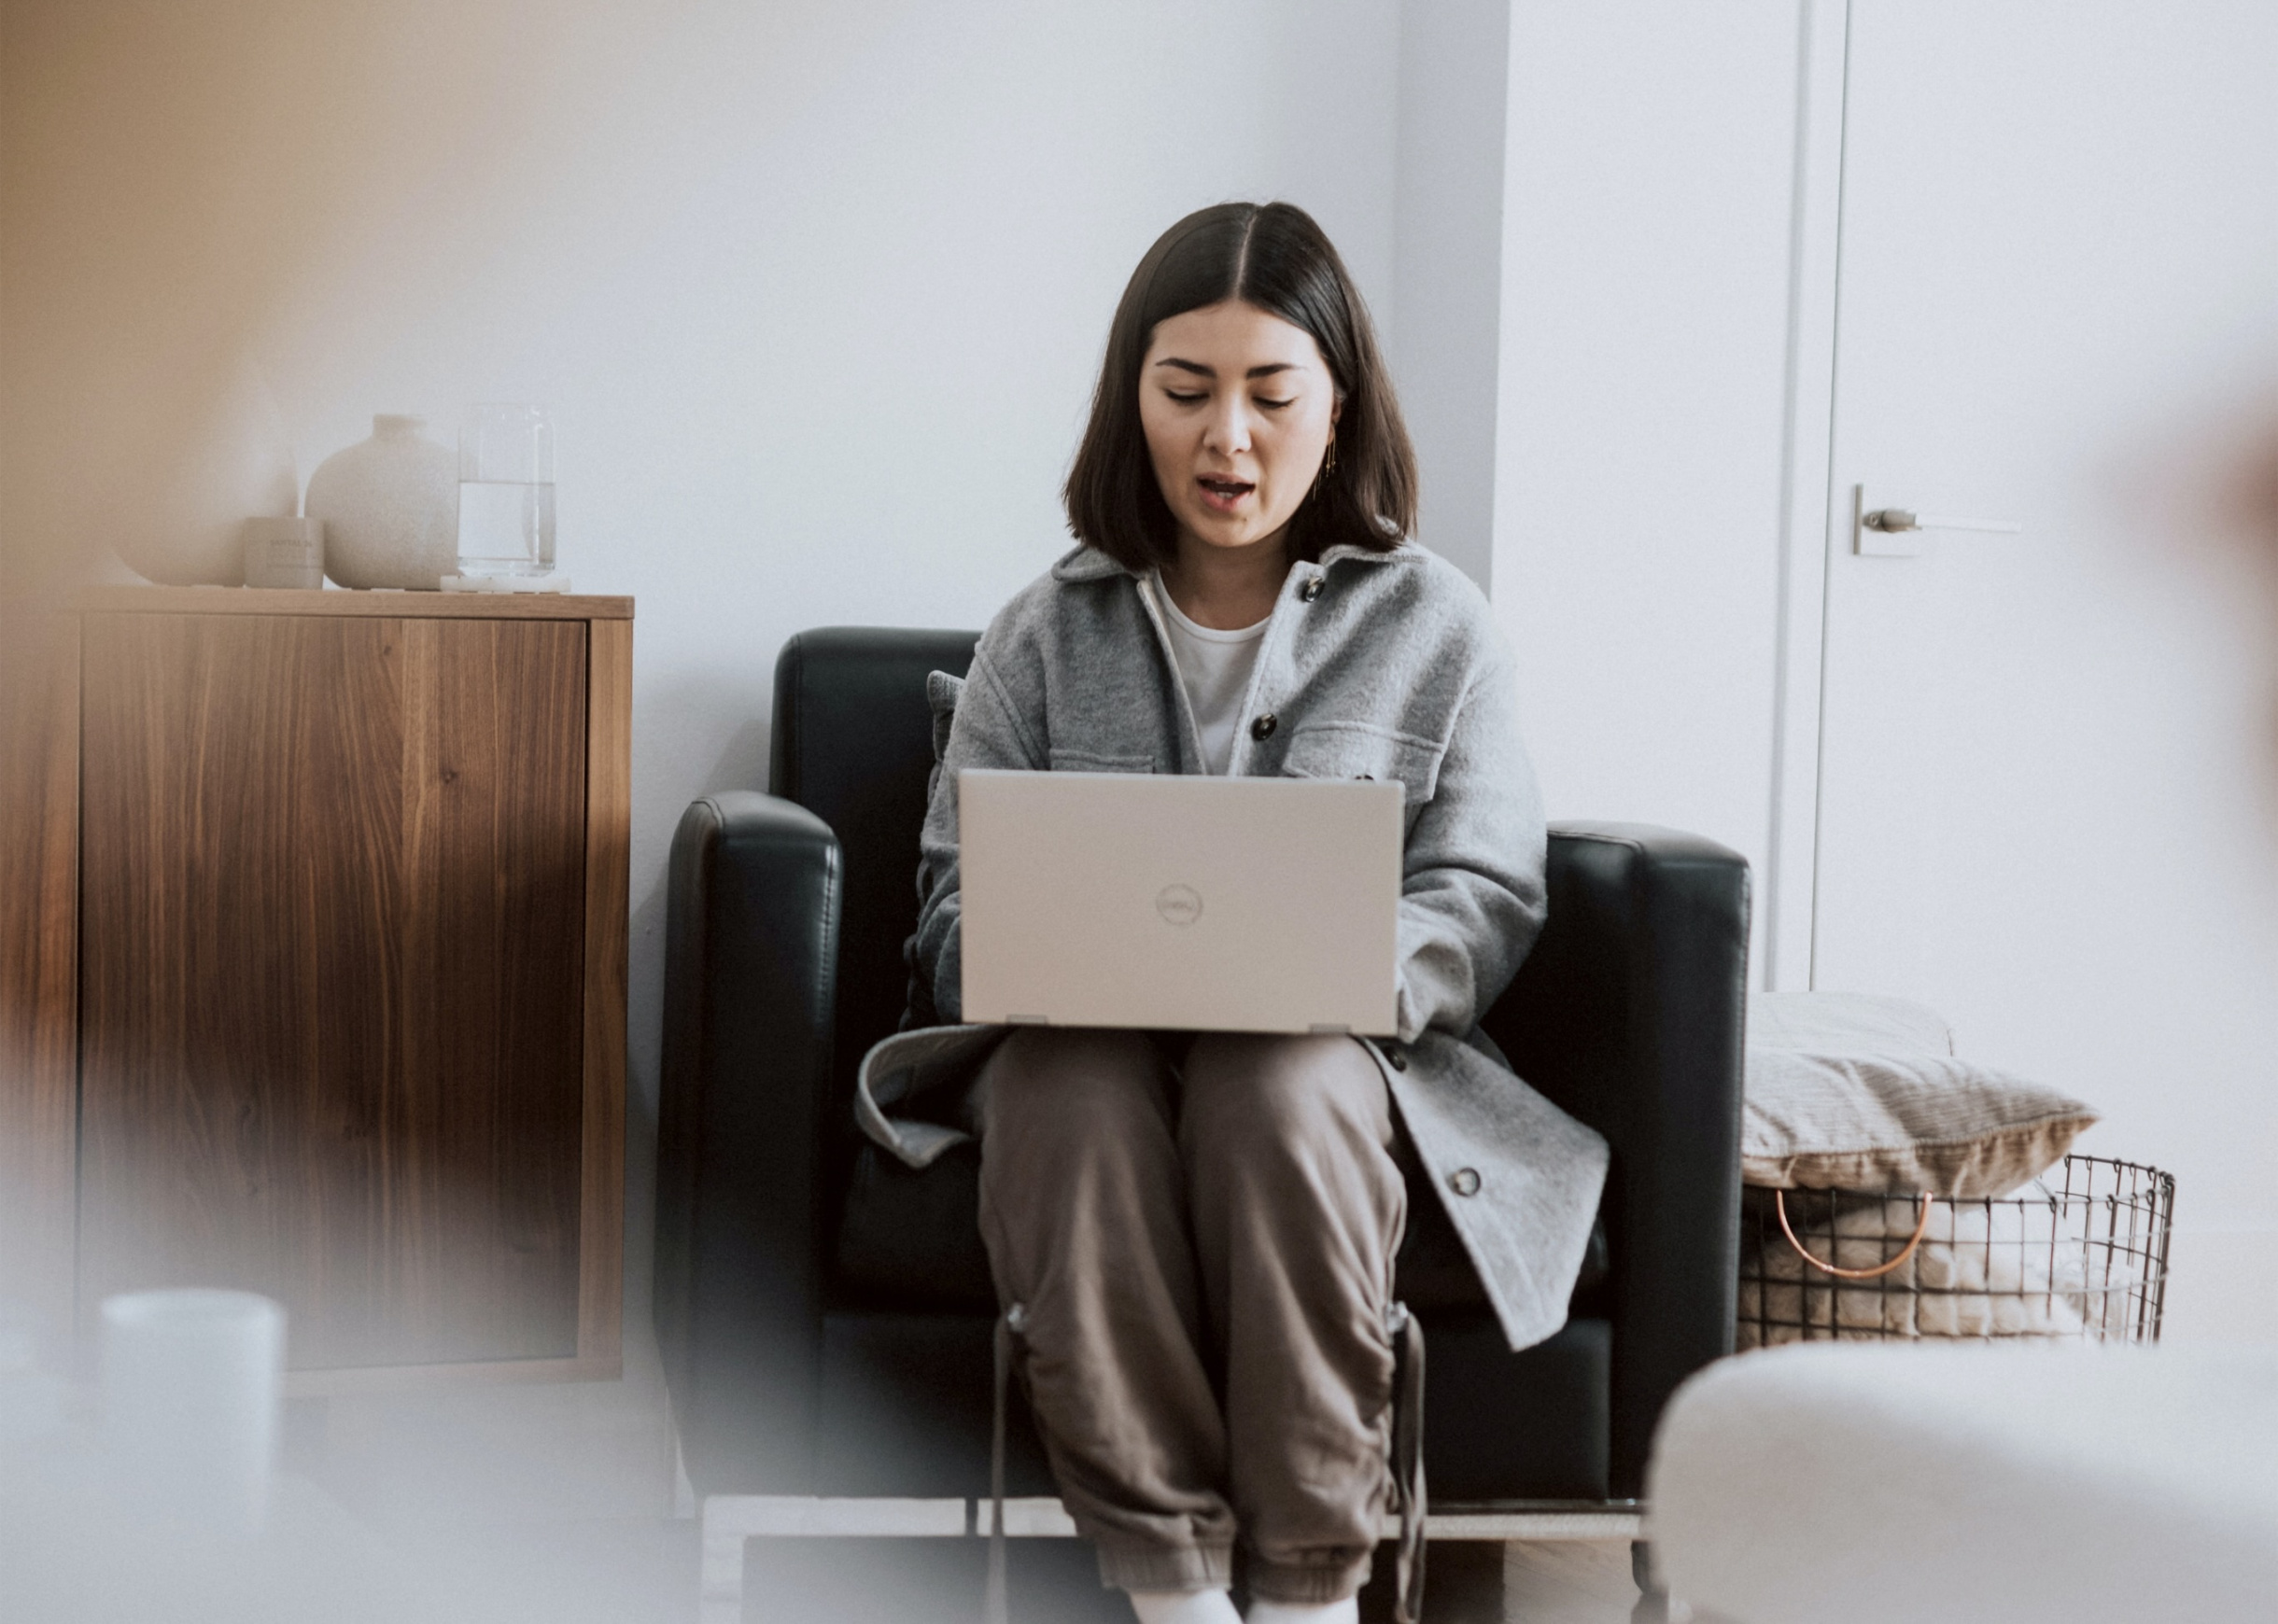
1482, 822, 1750, 1499
656, 791, 841, 1495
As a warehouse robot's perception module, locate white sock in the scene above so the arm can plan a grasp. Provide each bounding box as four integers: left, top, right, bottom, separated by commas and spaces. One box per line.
1245, 1599, 1359, 1624
1129, 1588, 1241, 1624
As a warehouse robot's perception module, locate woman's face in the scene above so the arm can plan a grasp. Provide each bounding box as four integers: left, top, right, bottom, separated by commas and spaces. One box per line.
1138, 299, 1341, 566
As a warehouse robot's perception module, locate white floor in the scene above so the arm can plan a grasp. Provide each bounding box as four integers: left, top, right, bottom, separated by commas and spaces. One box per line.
288, 1307, 1650, 1623
1501, 1542, 1644, 1623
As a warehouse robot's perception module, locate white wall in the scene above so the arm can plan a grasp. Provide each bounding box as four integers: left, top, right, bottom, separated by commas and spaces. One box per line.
238, 0, 1407, 1337
1388, 0, 1512, 590
1492, 2, 1806, 957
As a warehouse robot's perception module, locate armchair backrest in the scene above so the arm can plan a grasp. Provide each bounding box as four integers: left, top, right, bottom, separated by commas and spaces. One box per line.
762, 629, 1750, 1498
770, 628, 979, 1172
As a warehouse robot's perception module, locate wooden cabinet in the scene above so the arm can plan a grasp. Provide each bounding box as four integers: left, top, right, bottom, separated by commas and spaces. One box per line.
61, 588, 629, 1389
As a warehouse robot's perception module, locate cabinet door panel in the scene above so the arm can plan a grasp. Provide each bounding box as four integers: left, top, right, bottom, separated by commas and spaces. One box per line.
78, 612, 587, 1369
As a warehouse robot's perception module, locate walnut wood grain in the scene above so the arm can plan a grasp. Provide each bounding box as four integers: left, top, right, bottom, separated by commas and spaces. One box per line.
0, 609, 82, 1351
578, 618, 632, 1365
77, 611, 592, 1369
76, 586, 631, 620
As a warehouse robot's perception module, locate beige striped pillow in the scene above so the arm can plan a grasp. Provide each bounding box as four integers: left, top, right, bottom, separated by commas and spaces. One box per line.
1743, 994, 2099, 1199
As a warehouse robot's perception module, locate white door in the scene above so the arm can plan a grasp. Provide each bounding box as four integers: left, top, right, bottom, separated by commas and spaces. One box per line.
1806, 0, 2278, 1332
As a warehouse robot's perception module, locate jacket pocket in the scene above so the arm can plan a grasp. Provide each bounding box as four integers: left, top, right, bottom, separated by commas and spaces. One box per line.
1279, 721, 1444, 805
1047, 748, 1158, 774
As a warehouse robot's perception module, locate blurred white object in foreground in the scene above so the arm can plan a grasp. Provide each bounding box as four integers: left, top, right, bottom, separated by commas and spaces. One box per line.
102, 1288, 285, 1536
1649, 1342, 2278, 1624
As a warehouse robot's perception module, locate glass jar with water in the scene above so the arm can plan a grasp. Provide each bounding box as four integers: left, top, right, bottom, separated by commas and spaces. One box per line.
456, 404, 555, 580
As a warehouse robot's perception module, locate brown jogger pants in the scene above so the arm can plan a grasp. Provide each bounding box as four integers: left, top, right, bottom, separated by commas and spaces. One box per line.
975, 1028, 1407, 1604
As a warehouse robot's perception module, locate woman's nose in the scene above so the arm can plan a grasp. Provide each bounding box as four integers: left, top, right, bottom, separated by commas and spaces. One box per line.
1202, 399, 1252, 455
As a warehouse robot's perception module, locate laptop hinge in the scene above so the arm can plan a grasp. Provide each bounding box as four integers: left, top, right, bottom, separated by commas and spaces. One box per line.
1308, 1023, 1351, 1034
1003, 1015, 1052, 1026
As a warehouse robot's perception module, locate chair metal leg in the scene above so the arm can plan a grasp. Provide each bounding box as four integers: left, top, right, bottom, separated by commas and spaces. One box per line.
698, 1505, 746, 1624
1628, 1539, 1669, 1621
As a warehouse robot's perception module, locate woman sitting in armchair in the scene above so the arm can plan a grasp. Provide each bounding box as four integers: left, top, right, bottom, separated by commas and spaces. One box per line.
863, 201, 1607, 1624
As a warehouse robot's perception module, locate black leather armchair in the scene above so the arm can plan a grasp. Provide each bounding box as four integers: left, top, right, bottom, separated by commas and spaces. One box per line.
657, 627, 1748, 1522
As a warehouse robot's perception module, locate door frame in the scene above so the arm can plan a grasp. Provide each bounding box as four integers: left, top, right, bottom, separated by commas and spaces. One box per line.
1764, 0, 1853, 991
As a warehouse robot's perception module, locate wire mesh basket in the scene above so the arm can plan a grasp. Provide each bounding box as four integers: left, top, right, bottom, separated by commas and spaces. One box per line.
1737, 1155, 2173, 1349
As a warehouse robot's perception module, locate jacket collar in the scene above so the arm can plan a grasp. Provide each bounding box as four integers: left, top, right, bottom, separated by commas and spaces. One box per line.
1048, 538, 1420, 583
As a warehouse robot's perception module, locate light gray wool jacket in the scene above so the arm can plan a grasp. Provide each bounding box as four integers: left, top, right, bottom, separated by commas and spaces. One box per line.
853, 539, 1609, 1351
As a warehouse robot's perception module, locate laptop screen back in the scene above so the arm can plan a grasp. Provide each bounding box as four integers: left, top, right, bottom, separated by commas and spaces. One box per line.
959, 769, 1401, 1035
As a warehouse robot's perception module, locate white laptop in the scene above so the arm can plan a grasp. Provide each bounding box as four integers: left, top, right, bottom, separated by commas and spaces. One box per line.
958, 769, 1403, 1036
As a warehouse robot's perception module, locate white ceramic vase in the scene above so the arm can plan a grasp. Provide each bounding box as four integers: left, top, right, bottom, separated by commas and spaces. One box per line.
306, 415, 458, 590
112, 362, 300, 586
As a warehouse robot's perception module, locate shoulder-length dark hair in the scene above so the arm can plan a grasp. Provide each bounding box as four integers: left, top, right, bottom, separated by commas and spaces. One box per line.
1064, 202, 1418, 569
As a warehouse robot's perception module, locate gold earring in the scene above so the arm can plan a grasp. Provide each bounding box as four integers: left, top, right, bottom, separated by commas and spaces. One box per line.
1323, 434, 1339, 475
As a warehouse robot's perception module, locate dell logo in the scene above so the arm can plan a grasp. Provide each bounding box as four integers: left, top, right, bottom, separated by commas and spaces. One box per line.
1155, 884, 1202, 926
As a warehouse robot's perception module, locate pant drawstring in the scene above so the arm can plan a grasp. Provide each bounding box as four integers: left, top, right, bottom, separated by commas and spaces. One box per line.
986, 1302, 1027, 1624
1388, 1300, 1427, 1624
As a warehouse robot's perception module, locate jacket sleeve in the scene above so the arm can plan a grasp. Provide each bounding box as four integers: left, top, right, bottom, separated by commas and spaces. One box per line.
908, 639, 1044, 1024
1394, 637, 1549, 1043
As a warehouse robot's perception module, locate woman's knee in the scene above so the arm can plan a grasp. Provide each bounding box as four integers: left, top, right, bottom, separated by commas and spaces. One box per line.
979, 1026, 1167, 1142
1179, 1033, 1391, 1150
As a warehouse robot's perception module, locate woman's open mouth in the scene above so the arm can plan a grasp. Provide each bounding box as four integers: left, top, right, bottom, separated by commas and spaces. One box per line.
1197, 475, 1254, 513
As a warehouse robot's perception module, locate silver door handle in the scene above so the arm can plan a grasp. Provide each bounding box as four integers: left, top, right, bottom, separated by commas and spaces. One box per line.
1854, 489, 2023, 556
1862, 508, 2021, 536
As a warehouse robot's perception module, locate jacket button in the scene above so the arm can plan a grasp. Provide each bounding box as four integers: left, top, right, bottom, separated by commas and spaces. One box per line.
1447, 1168, 1482, 1197
1250, 713, 1278, 741
1300, 575, 1325, 602
1384, 1044, 1408, 1071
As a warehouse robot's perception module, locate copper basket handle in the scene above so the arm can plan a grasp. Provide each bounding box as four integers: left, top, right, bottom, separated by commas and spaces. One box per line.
1774, 1190, 1937, 1280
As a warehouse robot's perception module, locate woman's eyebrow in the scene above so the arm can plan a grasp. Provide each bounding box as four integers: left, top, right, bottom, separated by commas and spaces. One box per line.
1153, 358, 1302, 379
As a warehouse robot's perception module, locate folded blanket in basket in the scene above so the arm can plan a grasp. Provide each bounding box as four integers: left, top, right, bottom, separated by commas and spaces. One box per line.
1736, 1187, 2132, 1348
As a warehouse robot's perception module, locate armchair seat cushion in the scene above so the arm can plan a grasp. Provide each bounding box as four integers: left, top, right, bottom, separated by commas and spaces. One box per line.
830, 1138, 1611, 1317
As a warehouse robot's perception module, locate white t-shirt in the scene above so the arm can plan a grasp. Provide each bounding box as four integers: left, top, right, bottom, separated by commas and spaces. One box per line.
1154, 573, 1269, 775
